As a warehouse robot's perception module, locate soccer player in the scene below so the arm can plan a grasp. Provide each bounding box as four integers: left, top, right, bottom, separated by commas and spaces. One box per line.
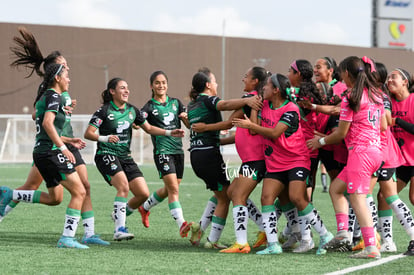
307, 56, 385, 259
1, 27, 108, 247
139, 70, 194, 238
84, 77, 184, 241
0, 63, 89, 249
187, 69, 262, 249
233, 73, 333, 255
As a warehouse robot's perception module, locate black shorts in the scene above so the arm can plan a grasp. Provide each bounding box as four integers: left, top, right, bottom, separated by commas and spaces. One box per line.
264, 167, 310, 186
154, 154, 184, 179
238, 160, 266, 183
319, 149, 341, 172
33, 150, 76, 188
66, 143, 85, 167
190, 147, 230, 191
95, 154, 143, 185
396, 165, 414, 184
375, 167, 396, 182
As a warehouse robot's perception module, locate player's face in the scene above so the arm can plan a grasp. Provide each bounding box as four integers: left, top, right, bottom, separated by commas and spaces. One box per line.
263, 77, 274, 100
242, 68, 257, 92
151, 74, 168, 97
208, 73, 218, 96
287, 67, 300, 87
314, 59, 332, 83
387, 70, 407, 94
57, 68, 70, 92
111, 80, 130, 104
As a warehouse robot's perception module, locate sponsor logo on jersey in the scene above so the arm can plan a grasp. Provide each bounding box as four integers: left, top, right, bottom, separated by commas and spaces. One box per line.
152, 109, 159, 116
108, 114, 114, 120
116, 121, 130, 133
163, 112, 175, 125
94, 118, 103, 126
141, 111, 148, 119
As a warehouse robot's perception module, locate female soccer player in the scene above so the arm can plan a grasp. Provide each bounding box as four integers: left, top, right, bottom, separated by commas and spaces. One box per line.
139, 70, 194, 238
187, 69, 262, 249
84, 77, 184, 241
233, 73, 333, 255
1, 27, 108, 246
307, 56, 385, 259
0, 63, 89, 249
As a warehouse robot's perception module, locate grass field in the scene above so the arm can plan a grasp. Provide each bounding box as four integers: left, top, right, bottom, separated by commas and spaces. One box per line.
0, 163, 413, 274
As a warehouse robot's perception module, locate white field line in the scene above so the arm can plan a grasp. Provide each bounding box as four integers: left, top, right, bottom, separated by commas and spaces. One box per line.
324, 254, 406, 275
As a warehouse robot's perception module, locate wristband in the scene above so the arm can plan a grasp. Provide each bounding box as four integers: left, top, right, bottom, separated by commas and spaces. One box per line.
318, 137, 326, 146
311, 104, 317, 110
98, 135, 110, 142
59, 144, 68, 151
165, 130, 172, 136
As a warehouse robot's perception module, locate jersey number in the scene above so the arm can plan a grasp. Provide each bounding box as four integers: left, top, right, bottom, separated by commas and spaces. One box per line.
368, 109, 380, 128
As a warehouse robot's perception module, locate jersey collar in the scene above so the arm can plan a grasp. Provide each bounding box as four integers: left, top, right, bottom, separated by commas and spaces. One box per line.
151, 96, 169, 105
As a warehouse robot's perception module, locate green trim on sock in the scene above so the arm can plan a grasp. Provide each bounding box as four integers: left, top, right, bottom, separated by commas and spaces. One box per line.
115, 196, 128, 203
385, 194, 399, 205
209, 196, 218, 204
367, 194, 373, 198
262, 204, 276, 213
274, 199, 281, 208
9, 200, 18, 208
153, 191, 165, 202
66, 208, 81, 217
81, 211, 94, 219
298, 203, 314, 216
168, 201, 182, 210
212, 215, 226, 226
32, 190, 41, 203
378, 209, 393, 217
280, 202, 295, 212
126, 205, 133, 216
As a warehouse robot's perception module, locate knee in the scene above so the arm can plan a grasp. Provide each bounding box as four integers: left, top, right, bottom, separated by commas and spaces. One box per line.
82, 180, 91, 196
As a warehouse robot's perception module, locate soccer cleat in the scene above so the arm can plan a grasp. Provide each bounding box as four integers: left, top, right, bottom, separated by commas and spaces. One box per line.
0, 186, 13, 216
380, 241, 397, 253
81, 234, 110, 245
282, 232, 301, 250
349, 247, 381, 259
256, 242, 283, 255
204, 238, 228, 249
293, 239, 315, 253
179, 221, 193, 238
57, 236, 89, 249
220, 242, 251, 254
113, 226, 134, 241
138, 206, 150, 228
352, 232, 381, 251
317, 231, 334, 255
252, 231, 267, 248
323, 230, 351, 252
404, 240, 414, 256
189, 222, 204, 246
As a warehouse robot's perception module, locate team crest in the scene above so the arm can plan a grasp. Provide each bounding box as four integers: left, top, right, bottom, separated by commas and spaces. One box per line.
67, 162, 73, 169
111, 163, 118, 170
129, 112, 133, 120
172, 103, 177, 111
163, 163, 170, 171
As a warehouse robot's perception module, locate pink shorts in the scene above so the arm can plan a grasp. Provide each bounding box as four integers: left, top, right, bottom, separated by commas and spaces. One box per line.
337, 146, 382, 194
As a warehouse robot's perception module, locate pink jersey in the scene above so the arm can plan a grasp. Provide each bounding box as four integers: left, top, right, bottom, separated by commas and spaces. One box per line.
316, 112, 334, 152
260, 100, 310, 172
333, 81, 348, 97
340, 89, 383, 150
381, 94, 406, 168
391, 93, 414, 166
301, 111, 319, 158
235, 91, 265, 162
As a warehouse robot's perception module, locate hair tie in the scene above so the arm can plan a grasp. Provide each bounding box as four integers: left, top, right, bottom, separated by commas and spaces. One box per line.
358, 67, 364, 72
290, 61, 299, 72
361, 56, 376, 73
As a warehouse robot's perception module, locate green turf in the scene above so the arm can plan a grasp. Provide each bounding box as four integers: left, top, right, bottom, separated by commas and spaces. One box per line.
0, 163, 413, 274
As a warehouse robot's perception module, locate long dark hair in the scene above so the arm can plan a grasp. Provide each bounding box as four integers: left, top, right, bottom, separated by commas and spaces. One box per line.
189, 72, 210, 101
292, 59, 323, 105
101, 77, 124, 104
269, 73, 291, 100
339, 56, 382, 112
34, 63, 65, 104
322, 57, 340, 82
10, 26, 64, 106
